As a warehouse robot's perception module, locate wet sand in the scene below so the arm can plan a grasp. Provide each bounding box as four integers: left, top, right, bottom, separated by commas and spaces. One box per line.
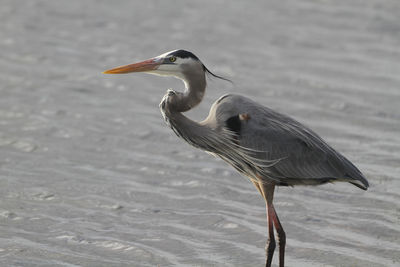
0, 0, 399, 266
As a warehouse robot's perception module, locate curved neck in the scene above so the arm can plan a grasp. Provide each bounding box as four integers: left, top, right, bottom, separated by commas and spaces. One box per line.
170, 72, 206, 113
160, 71, 214, 151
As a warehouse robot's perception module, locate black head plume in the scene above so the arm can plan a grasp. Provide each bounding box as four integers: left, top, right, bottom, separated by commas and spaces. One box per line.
203, 65, 232, 83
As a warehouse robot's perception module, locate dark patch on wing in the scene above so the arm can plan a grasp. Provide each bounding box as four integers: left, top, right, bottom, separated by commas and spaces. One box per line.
168, 50, 199, 60
226, 115, 241, 137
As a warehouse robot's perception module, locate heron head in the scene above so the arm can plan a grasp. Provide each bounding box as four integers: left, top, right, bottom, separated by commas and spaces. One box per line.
103, 49, 229, 83
103, 49, 205, 80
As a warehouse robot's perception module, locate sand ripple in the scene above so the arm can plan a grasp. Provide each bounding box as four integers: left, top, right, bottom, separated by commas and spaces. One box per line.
0, 0, 399, 266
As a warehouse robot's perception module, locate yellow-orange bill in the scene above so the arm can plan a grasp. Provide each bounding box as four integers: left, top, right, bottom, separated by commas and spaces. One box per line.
103, 58, 160, 74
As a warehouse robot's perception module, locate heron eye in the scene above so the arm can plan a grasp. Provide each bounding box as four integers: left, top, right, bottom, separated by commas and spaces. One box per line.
169, 56, 176, 62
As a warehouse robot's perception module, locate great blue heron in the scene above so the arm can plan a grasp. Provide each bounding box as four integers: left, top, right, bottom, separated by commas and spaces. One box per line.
103, 49, 369, 267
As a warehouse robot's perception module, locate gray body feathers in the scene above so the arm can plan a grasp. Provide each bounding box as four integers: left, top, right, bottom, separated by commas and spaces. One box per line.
195, 94, 369, 189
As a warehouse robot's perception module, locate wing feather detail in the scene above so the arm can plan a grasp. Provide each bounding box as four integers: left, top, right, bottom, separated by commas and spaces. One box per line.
210, 94, 368, 189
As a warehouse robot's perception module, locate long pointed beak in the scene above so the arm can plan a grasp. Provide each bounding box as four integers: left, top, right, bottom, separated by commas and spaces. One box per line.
103, 58, 161, 74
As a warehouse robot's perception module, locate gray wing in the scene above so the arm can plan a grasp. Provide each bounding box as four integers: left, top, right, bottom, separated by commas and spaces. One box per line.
209, 94, 368, 189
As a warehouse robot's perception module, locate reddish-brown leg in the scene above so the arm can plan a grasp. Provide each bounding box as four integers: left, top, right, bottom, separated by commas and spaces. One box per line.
270, 204, 286, 267
256, 182, 279, 267
265, 201, 276, 267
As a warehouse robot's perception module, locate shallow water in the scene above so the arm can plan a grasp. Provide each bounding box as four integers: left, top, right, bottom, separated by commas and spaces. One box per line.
0, 0, 399, 266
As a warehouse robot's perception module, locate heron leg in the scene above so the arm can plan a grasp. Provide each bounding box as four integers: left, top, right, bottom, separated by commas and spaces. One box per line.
251, 180, 263, 195
270, 204, 286, 267
265, 201, 276, 267
257, 182, 277, 267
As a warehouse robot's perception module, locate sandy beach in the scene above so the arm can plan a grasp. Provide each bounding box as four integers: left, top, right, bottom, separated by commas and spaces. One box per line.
0, 0, 399, 266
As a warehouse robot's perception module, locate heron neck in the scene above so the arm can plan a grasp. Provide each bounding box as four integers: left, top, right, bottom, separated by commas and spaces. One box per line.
164, 110, 216, 152
174, 72, 206, 113
161, 72, 214, 150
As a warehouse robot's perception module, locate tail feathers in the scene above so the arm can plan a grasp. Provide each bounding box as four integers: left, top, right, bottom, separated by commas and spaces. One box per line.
339, 154, 369, 190
349, 181, 368, 190
346, 174, 369, 190
278, 174, 369, 190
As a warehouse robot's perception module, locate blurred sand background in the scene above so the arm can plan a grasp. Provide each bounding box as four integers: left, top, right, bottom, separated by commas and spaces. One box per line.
0, 0, 399, 266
